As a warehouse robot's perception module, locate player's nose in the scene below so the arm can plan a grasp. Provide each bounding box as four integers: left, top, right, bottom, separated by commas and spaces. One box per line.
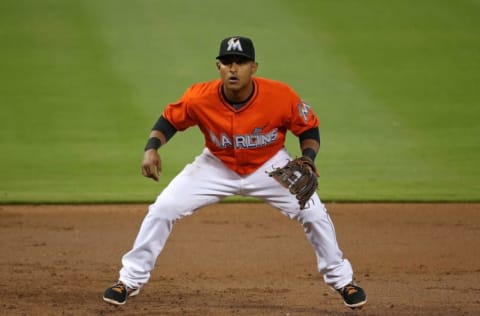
229, 62, 239, 71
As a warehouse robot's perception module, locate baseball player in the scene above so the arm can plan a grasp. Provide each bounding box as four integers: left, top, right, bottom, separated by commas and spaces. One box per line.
103, 36, 367, 310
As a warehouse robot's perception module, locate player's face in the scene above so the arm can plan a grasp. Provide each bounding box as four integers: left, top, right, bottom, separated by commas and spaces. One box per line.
217, 56, 258, 96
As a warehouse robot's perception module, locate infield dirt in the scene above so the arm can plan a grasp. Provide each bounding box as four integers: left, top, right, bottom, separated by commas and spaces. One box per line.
0, 203, 479, 315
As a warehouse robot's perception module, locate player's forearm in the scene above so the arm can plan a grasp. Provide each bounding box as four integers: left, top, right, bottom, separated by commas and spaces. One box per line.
300, 139, 319, 161
299, 128, 320, 161
148, 130, 167, 146
144, 115, 178, 151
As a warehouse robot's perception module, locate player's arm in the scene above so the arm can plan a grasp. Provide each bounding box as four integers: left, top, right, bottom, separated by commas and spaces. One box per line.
142, 115, 178, 181
299, 127, 320, 173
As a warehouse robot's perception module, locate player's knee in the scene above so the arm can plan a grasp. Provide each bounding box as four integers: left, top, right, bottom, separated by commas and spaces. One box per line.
147, 196, 192, 222
297, 203, 327, 224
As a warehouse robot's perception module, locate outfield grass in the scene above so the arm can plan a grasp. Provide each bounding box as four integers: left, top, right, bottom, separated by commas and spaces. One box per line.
1, 0, 479, 203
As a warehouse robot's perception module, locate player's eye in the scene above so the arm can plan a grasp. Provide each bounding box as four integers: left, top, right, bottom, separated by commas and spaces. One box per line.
219, 58, 233, 65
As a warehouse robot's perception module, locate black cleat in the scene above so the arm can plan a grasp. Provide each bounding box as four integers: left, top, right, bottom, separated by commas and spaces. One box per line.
338, 282, 367, 309
103, 281, 140, 305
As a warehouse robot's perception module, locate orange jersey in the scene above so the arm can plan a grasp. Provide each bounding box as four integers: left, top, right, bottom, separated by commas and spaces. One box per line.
163, 77, 319, 175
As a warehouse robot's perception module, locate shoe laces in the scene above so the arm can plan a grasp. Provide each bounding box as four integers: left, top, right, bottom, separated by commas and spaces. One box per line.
342, 284, 358, 296
111, 282, 127, 294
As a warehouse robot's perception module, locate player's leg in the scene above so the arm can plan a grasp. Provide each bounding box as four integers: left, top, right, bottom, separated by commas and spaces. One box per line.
245, 167, 353, 287
244, 148, 366, 308
104, 149, 240, 304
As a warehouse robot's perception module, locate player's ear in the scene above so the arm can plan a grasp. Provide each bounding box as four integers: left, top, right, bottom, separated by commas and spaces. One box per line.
251, 62, 258, 74
216, 61, 221, 70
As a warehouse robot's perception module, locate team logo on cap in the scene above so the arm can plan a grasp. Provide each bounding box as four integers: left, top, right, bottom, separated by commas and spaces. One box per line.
227, 38, 243, 52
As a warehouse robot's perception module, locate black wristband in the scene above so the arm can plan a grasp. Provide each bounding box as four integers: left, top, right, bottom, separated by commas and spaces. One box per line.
144, 137, 162, 151
302, 148, 317, 161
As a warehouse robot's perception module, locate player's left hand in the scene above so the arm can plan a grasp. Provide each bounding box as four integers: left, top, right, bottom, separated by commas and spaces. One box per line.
268, 156, 318, 209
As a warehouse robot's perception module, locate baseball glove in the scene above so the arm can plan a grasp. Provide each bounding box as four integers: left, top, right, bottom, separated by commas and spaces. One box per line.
268, 157, 318, 209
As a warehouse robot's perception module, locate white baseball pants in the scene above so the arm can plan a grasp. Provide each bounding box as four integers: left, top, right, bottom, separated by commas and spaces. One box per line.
119, 148, 353, 290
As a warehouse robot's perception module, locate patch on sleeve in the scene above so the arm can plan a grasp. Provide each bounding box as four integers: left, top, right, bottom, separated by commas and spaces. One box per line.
298, 101, 311, 123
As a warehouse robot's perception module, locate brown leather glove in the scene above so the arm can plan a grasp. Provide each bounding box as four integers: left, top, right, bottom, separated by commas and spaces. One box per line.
268, 157, 318, 209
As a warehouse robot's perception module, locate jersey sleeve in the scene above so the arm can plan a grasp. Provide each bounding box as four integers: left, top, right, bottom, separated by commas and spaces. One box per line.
287, 94, 320, 136
162, 86, 197, 131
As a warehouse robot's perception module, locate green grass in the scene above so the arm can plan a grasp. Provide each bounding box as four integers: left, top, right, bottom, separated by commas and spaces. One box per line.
1, 0, 479, 203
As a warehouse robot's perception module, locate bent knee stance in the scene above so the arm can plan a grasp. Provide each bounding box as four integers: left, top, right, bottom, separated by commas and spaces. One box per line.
295, 203, 329, 225
148, 195, 195, 222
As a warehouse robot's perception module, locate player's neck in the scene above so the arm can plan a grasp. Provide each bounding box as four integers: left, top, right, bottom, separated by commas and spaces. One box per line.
222, 82, 255, 109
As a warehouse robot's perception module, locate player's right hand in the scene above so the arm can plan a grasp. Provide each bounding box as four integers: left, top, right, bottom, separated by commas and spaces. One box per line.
142, 149, 162, 182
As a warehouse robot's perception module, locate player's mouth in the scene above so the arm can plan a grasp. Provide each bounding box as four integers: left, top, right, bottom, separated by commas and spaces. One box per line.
228, 76, 239, 83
